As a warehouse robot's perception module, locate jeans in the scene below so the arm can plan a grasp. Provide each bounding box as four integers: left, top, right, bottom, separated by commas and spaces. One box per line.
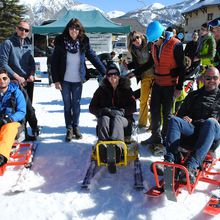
61, 81, 82, 128
150, 83, 175, 139
165, 116, 220, 169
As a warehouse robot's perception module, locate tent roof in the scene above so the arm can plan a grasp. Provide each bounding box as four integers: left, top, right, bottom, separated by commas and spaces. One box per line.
32, 10, 131, 35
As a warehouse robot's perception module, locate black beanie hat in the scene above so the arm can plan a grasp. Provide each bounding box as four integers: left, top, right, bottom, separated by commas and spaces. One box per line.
106, 61, 120, 75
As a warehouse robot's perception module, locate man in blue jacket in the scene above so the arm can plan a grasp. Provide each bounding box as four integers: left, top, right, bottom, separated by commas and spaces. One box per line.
0, 20, 39, 140
0, 69, 26, 167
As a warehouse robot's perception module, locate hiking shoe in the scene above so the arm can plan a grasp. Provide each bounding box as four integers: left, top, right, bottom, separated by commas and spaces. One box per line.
141, 135, 162, 145
179, 166, 197, 184
150, 159, 173, 176
32, 126, 41, 137
0, 154, 7, 167
65, 128, 73, 142
25, 134, 37, 141
73, 126, 82, 139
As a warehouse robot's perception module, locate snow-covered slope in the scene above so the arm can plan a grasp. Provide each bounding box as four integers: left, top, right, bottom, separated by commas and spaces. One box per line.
0, 76, 219, 219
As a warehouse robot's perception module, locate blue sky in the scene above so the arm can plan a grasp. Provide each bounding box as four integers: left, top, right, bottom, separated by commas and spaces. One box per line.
79, 0, 183, 12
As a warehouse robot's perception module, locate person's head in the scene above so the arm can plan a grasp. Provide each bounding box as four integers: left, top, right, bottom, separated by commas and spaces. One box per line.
63, 18, 85, 40
110, 51, 116, 59
105, 61, 120, 88
166, 26, 177, 37
203, 66, 220, 91
192, 32, 199, 42
146, 21, 165, 45
200, 23, 209, 37
209, 17, 220, 41
16, 20, 30, 39
0, 69, 10, 91
127, 31, 144, 52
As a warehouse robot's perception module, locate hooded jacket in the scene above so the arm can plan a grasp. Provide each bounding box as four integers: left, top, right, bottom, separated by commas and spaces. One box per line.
0, 83, 26, 122
0, 33, 35, 79
89, 77, 136, 122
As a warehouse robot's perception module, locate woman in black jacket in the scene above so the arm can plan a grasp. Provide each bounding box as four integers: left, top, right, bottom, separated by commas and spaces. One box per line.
51, 18, 106, 142
89, 62, 136, 142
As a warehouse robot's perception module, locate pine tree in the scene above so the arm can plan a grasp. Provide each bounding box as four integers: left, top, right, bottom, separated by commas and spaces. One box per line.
0, 0, 27, 42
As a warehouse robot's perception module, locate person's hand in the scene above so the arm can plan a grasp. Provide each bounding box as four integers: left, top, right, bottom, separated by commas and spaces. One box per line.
183, 116, 192, 123
27, 75, 35, 82
174, 89, 182, 98
126, 72, 135, 78
55, 82, 62, 90
13, 73, 26, 87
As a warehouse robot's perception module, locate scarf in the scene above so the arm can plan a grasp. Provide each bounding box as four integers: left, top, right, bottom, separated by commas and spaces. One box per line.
64, 37, 80, 54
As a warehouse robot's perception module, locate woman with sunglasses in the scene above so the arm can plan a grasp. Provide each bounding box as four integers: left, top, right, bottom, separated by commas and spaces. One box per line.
126, 31, 154, 129
89, 62, 136, 148
51, 18, 106, 142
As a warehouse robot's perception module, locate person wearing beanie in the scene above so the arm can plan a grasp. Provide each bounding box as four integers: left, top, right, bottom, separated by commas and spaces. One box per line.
89, 61, 136, 164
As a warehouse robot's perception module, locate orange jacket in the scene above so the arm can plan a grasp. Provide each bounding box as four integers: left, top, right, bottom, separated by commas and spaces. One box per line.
152, 37, 180, 86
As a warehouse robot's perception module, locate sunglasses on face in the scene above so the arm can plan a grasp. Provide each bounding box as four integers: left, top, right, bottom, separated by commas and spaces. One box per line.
204, 75, 219, 81
106, 72, 119, 77
18, 26, 30, 33
132, 35, 140, 42
0, 76, 8, 81
69, 25, 80, 31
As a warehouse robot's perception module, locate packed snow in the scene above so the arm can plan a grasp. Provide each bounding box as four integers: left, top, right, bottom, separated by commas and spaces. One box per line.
0, 75, 219, 220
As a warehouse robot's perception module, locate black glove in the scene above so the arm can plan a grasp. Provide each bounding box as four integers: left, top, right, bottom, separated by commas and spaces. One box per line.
0, 115, 12, 126
98, 107, 112, 117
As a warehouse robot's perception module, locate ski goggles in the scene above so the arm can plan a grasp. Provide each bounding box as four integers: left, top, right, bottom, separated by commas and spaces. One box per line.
208, 18, 220, 28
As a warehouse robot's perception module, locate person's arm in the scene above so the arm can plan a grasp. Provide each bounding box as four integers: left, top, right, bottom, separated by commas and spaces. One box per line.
10, 88, 26, 122
85, 42, 106, 76
173, 43, 185, 90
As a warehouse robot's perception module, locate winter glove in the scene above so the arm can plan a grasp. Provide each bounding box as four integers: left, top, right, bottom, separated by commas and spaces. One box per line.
98, 107, 112, 117
0, 115, 13, 127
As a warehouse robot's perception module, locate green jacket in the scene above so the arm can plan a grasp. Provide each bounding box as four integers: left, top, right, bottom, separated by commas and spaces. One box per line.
197, 33, 216, 66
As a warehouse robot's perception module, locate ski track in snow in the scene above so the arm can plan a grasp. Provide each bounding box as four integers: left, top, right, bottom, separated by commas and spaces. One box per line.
0, 76, 219, 220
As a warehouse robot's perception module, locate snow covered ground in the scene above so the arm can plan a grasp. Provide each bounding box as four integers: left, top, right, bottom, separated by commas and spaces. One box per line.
0, 75, 219, 220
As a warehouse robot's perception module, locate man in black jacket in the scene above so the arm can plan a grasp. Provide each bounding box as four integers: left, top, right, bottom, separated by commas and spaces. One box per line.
155, 66, 220, 183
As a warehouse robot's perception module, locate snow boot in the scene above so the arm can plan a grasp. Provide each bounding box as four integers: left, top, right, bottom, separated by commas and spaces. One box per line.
65, 128, 73, 142
73, 126, 82, 139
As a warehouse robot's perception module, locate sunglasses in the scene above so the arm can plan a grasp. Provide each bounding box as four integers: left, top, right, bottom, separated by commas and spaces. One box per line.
18, 26, 30, 33
106, 72, 119, 77
132, 36, 140, 42
0, 76, 8, 81
204, 75, 219, 81
69, 25, 80, 31
208, 19, 220, 28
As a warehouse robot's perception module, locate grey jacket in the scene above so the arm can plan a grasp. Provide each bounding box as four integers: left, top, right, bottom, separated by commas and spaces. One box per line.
0, 33, 35, 79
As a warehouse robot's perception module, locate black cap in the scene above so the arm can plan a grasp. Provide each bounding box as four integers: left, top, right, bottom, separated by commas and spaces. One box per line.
106, 61, 120, 76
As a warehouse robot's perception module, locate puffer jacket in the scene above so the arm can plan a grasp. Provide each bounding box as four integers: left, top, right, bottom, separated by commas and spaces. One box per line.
0, 33, 35, 79
51, 34, 106, 83
89, 77, 136, 122
0, 83, 26, 122
177, 87, 220, 124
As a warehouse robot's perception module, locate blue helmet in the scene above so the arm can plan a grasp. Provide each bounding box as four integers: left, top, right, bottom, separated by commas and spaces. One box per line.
146, 21, 165, 42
